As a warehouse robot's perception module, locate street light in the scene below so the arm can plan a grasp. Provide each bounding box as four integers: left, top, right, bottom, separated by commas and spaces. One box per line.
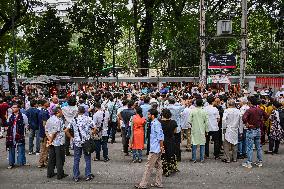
12, 0, 18, 95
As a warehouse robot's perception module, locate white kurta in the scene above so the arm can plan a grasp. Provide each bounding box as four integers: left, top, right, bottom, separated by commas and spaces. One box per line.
222, 108, 241, 145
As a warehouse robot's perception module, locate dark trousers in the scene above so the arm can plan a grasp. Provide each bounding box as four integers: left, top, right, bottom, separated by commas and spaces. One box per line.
269, 137, 280, 153
108, 121, 118, 143
95, 136, 108, 160
121, 127, 130, 154
65, 136, 71, 155
174, 132, 181, 161
47, 145, 65, 179
205, 131, 221, 158
146, 125, 151, 155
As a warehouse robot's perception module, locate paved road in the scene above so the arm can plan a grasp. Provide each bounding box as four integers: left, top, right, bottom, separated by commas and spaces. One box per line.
0, 134, 283, 189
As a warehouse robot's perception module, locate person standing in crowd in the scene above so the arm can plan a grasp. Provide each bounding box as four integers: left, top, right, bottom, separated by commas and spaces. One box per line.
46, 107, 68, 179
180, 98, 194, 152
38, 99, 50, 168
78, 96, 89, 116
0, 98, 10, 138
189, 99, 209, 163
222, 99, 241, 163
26, 99, 41, 155
258, 99, 268, 145
107, 95, 120, 143
65, 106, 95, 182
62, 97, 78, 156
93, 103, 110, 162
135, 109, 164, 189
49, 96, 59, 116
160, 109, 178, 177
140, 96, 152, 155
242, 96, 268, 169
238, 97, 250, 159
205, 97, 221, 159
130, 107, 146, 163
119, 100, 136, 156
265, 101, 284, 155
166, 97, 183, 161
6, 103, 29, 169
214, 97, 225, 153
117, 99, 128, 150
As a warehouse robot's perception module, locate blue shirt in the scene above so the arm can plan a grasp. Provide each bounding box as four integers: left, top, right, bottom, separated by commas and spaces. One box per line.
150, 118, 164, 153
26, 107, 40, 130
38, 108, 50, 138
166, 104, 184, 133
140, 103, 152, 119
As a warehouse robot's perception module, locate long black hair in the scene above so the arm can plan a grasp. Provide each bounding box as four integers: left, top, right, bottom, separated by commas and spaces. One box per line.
135, 107, 143, 118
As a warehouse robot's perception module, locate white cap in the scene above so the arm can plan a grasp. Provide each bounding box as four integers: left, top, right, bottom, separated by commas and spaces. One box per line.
260, 91, 268, 96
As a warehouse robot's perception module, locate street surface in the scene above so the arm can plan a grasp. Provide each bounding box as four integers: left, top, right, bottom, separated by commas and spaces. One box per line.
0, 134, 283, 189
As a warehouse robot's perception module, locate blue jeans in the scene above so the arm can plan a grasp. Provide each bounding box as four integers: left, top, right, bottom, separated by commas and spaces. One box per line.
192, 145, 205, 161
238, 129, 247, 155
73, 145, 92, 179
246, 128, 262, 164
95, 136, 108, 160
133, 149, 142, 160
9, 143, 26, 166
29, 129, 40, 153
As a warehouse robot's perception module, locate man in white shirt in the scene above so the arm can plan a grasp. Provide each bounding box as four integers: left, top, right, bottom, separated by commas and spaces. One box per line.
275, 85, 284, 99
117, 99, 128, 149
238, 97, 250, 159
205, 97, 221, 159
181, 99, 195, 151
93, 102, 110, 162
222, 99, 241, 163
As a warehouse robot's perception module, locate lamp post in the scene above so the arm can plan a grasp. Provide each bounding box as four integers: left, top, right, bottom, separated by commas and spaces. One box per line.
199, 0, 206, 86
239, 0, 248, 88
12, 0, 18, 95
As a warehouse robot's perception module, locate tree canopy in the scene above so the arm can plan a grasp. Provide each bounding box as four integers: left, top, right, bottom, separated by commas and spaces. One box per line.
0, 0, 283, 77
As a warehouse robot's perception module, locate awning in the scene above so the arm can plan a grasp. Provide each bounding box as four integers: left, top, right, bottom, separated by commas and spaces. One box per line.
256, 77, 284, 88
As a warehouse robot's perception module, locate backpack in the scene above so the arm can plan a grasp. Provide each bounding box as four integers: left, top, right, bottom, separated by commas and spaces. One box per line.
278, 109, 284, 130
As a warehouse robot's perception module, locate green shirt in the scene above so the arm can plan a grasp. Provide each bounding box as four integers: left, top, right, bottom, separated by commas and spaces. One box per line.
189, 107, 209, 145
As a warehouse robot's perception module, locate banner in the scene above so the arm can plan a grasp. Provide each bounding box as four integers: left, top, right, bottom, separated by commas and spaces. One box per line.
207, 75, 231, 84
208, 54, 236, 69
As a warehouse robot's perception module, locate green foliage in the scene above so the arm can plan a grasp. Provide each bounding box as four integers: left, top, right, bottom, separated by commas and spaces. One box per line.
67, 0, 125, 76
27, 8, 71, 75
1, 0, 283, 77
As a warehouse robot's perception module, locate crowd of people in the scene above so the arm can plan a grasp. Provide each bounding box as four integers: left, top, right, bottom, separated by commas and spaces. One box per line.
0, 84, 284, 189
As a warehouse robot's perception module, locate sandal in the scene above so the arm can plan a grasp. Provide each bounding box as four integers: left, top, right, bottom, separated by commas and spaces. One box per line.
150, 183, 164, 188
134, 184, 147, 189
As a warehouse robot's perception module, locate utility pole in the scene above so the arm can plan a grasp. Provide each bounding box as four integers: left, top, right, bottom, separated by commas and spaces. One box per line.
12, 0, 18, 95
239, 0, 248, 88
199, 0, 206, 85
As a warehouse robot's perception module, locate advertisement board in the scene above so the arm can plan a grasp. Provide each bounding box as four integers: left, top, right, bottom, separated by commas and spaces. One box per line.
208, 54, 236, 69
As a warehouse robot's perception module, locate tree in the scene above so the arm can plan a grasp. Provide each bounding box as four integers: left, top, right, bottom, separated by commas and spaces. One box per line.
132, 0, 162, 76
27, 8, 71, 75
0, 0, 39, 65
68, 0, 125, 77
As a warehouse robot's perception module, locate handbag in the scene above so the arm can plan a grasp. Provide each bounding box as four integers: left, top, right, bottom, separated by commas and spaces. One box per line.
74, 118, 96, 155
